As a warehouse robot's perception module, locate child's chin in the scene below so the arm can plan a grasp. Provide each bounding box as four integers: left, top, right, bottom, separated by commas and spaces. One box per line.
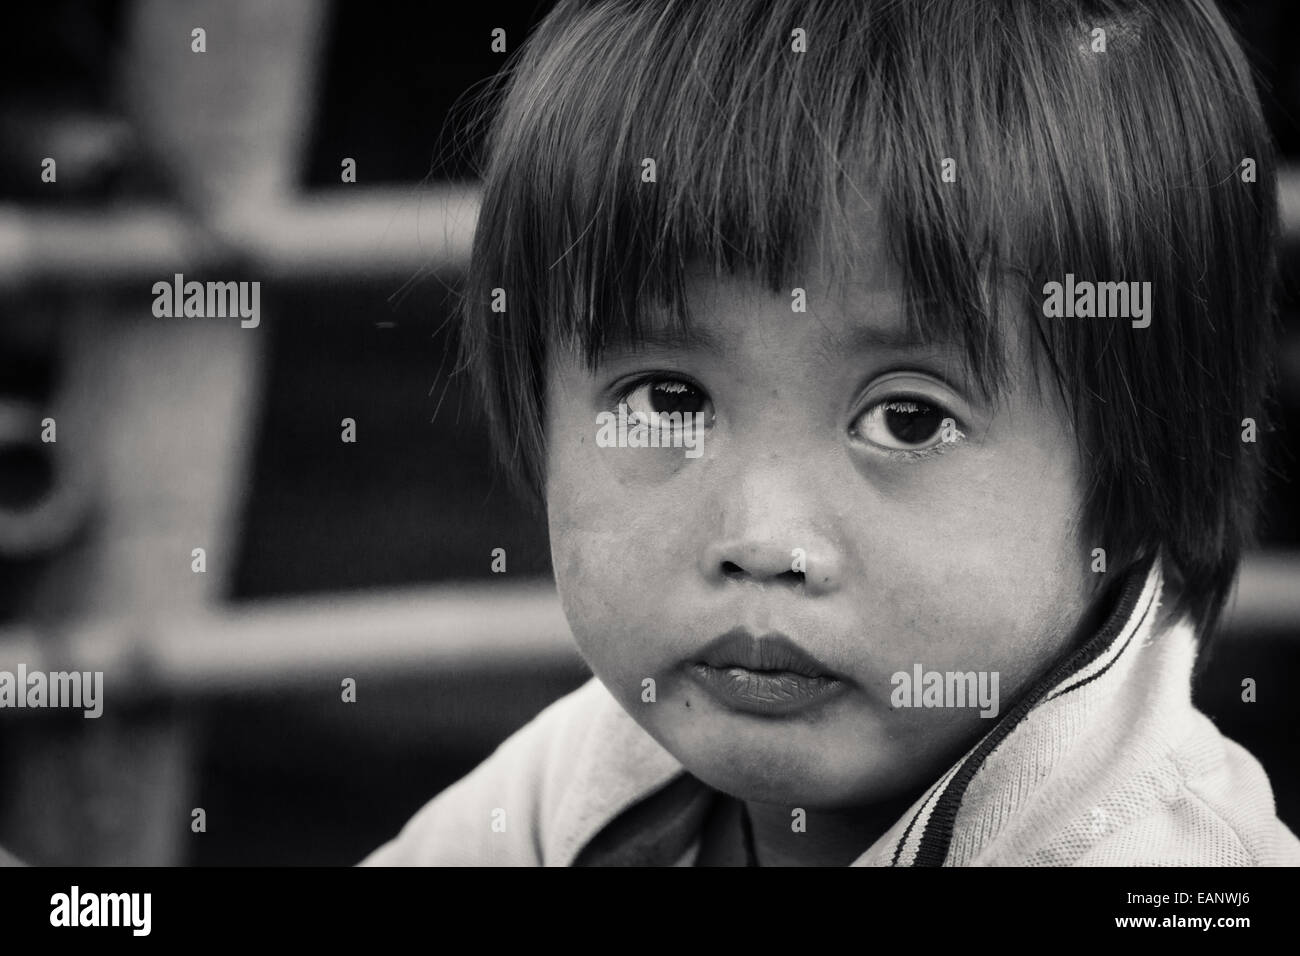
626, 695, 917, 809
679, 746, 907, 811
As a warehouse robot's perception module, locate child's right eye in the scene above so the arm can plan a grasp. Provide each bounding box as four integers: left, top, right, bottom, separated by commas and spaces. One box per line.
618, 377, 715, 426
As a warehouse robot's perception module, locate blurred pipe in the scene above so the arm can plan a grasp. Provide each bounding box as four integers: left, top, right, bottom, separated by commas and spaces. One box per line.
1282, 166, 1300, 249
122, 0, 327, 217
0, 580, 581, 697
1224, 550, 1300, 633
0, 186, 479, 287
223, 185, 480, 277
0, 203, 203, 287
0, 397, 92, 558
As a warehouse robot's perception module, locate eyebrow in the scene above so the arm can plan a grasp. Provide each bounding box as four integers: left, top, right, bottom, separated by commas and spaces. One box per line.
602, 323, 727, 357
833, 322, 943, 352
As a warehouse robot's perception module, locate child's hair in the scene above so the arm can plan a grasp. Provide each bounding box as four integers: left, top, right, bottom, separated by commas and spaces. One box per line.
456, 0, 1279, 640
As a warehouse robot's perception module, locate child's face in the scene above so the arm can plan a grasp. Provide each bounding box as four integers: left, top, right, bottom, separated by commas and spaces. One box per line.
543, 236, 1096, 810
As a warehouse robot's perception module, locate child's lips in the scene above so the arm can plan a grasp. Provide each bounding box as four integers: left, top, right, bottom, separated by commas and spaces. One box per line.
694, 627, 837, 676
687, 663, 845, 716
685, 628, 847, 715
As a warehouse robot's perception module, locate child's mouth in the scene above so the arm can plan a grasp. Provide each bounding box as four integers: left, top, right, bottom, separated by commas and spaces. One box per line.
686, 628, 846, 716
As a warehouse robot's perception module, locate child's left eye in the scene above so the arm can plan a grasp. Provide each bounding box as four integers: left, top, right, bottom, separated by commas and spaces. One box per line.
853, 397, 961, 454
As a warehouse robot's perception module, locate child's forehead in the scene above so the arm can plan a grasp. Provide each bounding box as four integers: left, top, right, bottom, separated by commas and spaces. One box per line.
605, 268, 953, 364
670, 261, 937, 349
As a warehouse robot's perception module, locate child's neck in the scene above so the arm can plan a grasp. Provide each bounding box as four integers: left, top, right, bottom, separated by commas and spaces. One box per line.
744, 793, 921, 867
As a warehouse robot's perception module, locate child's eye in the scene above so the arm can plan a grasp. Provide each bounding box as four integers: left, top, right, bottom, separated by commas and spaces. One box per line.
620, 377, 715, 426
853, 397, 962, 455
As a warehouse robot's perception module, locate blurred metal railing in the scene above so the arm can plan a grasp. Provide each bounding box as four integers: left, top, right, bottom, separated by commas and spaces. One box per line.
0, 579, 581, 695
0, 185, 479, 286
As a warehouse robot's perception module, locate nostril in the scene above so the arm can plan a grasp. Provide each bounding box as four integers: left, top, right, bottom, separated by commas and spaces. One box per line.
719, 561, 806, 586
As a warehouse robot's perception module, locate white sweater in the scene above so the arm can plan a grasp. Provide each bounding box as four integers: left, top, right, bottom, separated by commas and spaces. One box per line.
363, 556, 1300, 866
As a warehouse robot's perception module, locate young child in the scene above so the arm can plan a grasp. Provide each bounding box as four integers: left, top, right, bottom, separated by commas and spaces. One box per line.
364, 0, 1300, 865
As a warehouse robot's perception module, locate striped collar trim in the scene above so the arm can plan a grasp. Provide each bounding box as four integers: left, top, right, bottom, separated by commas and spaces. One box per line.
888, 552, 1164, 867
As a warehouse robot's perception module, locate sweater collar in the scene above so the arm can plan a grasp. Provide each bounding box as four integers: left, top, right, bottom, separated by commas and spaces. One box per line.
872, 551, 1163, 866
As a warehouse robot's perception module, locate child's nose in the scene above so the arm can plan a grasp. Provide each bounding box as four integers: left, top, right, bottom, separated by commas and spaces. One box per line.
698, 536, 843, 597
695, 457, 845, 596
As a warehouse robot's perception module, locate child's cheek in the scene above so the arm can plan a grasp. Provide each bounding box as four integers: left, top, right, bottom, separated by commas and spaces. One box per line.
544, 418, 690, 708
862, 439, 1090, 701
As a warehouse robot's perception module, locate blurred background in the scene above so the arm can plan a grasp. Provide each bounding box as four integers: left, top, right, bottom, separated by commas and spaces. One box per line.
0, 0, 1296, 865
